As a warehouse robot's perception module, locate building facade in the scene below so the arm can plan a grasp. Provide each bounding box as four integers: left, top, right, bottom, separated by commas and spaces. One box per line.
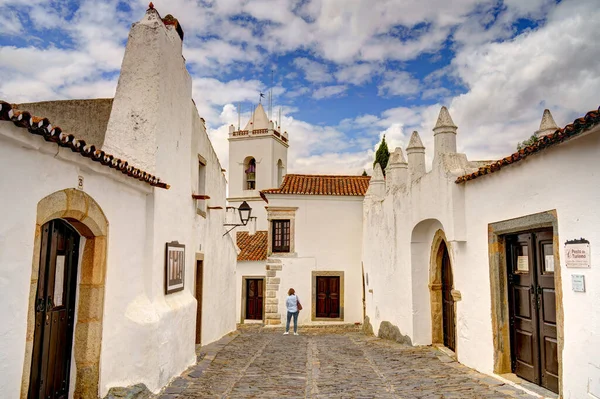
230, 105, 368, 327
363, 105, 600, 398
0, 6, 236, 398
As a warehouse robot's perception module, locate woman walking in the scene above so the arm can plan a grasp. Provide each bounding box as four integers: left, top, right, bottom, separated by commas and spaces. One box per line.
284, 288, 301, 335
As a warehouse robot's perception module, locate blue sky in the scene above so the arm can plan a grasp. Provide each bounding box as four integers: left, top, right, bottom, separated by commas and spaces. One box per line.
1, 0, 599, 174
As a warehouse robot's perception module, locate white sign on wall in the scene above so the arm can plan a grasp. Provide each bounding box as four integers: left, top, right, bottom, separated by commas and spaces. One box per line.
571, 274, 586, 293
564, 239, 590, 268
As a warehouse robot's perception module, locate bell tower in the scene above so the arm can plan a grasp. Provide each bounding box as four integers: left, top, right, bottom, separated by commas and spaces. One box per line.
228, 103, 289, 231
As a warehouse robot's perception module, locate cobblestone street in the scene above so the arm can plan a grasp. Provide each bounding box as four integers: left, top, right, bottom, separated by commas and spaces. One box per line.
158, 326, 538, 399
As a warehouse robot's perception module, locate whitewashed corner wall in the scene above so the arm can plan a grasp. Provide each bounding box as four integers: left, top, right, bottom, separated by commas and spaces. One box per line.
362, 125, 600, 399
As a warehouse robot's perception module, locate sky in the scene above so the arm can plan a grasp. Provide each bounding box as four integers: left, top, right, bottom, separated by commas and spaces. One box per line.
0, 0, 599, 175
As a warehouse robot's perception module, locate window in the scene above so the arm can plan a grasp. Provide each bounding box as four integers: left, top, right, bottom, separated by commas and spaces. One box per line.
277, 159, 284, 187
197, 155, 207, 215
272, 219, 290, 253
244, 157, 256, 190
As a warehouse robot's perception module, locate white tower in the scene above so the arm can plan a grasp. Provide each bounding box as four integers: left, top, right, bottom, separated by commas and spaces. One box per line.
228, 103, 289, 231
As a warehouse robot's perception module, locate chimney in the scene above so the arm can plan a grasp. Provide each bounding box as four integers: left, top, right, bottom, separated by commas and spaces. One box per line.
102, 5, 190, 175
535, 109, 559, 138
406, 131, 426, 180
433, 106, 457, 156
366, 163, 386, 198
385, 147, 408, 189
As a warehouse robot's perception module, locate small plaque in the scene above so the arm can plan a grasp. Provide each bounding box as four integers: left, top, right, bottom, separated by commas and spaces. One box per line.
77, 175, 84, 190
544, 255, 555, 272
571, 274, 585, 292
565, 240, 590, 268
517, 256, 529, 272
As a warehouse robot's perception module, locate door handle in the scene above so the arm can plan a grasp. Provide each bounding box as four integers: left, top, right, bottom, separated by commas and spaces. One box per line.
36, 297, 45, 312
46, 296, 54, 311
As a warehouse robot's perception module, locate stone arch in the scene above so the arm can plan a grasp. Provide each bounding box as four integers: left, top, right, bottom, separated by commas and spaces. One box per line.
21, 189, 108, 399
243, 156, 256, 190
410, 219, 444, 345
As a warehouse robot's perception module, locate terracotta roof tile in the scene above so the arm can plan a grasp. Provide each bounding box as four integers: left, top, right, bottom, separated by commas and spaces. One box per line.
456, 106, 600, 184
0, 100, 169, 189
237, 231, 268, 261
261, 174, 370, 196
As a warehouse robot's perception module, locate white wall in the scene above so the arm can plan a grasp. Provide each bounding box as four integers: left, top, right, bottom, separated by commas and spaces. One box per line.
266, 195, 365, 325
0, 9, 236, 398
363, 124, 600, 399
463, 129, 600, 399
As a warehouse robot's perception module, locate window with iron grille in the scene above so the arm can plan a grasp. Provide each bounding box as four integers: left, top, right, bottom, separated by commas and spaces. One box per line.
272, 219, 290, 252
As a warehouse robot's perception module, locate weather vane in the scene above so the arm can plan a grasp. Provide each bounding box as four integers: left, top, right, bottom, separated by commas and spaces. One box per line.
259, 92, 265, 103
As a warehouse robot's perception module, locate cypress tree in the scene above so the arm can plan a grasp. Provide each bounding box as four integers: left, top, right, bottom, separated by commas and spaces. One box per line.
373, 135, 390, 175
361, 170, 368, 176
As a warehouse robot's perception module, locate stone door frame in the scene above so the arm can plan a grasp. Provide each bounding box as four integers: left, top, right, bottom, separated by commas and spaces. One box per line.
487, 210, 564, 394
311, 271, 344, 322
240, 275, 266, 323
21, 189, 108, 399
429, 229, 458, 353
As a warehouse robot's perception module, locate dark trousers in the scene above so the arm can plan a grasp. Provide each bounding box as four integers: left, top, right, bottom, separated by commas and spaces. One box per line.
286, 311, 298, 333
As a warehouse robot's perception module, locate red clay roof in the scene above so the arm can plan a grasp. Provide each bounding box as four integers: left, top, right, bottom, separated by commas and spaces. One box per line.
237, 231, 268, 261
261, 174, 371, 196
0, 100, 169, 189
456, 106, 600, 184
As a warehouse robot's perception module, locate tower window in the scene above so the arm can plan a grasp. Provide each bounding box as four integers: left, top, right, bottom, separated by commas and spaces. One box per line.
277, 159, 284, 187
244, 157, 256, 190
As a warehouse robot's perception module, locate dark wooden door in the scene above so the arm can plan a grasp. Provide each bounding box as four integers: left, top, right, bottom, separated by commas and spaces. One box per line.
29, 220, 80, 399
195, 261, 203, 345
316, 276, 340, 318
245, 279, 264, 320
507, 230, 558, 393
441, 244, 456, 351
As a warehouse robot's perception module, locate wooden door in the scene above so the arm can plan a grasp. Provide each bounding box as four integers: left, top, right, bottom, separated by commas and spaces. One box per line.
507, 229, 558, 393
316, 276, 340, 318
195, 261, 203, 345
441, 245, 456, 351
29, 220, 80, 399
245, 279, 264, 320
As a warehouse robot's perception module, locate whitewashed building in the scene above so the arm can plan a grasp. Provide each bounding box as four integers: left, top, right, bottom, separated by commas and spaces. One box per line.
230, 105, 368, 326
362, 105, 600, 398
0, 6, 236, 399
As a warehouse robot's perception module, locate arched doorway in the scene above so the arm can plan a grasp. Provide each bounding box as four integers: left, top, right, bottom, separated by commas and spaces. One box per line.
440, 241, 456, 351
428, 229, 456, 352
21, 189, 108, 399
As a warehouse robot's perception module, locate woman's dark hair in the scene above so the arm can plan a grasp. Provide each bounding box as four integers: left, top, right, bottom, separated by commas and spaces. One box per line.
288, 288, 295, 296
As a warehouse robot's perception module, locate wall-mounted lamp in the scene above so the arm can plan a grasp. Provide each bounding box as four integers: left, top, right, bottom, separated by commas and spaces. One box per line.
223, 201, 253, 236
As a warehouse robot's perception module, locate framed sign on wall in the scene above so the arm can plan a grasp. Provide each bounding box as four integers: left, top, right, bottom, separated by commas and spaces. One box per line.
165, 241, 185, 294
564, 238, 591, 268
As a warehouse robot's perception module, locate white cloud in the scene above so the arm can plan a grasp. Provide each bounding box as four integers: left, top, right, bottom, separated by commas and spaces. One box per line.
293, 57, 332, 83
312, 85, 347, 99
335, 63, 380, 85
378, 71, 421, 97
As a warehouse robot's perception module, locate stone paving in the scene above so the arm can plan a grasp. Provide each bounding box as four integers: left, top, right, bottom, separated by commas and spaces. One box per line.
158, 325, 538, 399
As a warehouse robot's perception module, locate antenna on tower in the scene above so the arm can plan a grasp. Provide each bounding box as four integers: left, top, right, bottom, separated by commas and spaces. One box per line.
237, 103, 241, 131
269, 69, 274, 121
278, 107, 282, 131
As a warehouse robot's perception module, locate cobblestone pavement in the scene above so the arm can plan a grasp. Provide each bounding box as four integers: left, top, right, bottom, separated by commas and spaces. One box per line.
158, 325, 538, 399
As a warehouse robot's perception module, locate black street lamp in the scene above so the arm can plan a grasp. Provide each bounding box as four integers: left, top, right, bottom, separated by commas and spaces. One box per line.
223, 201, 253, 236
238, 201, 252, 226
